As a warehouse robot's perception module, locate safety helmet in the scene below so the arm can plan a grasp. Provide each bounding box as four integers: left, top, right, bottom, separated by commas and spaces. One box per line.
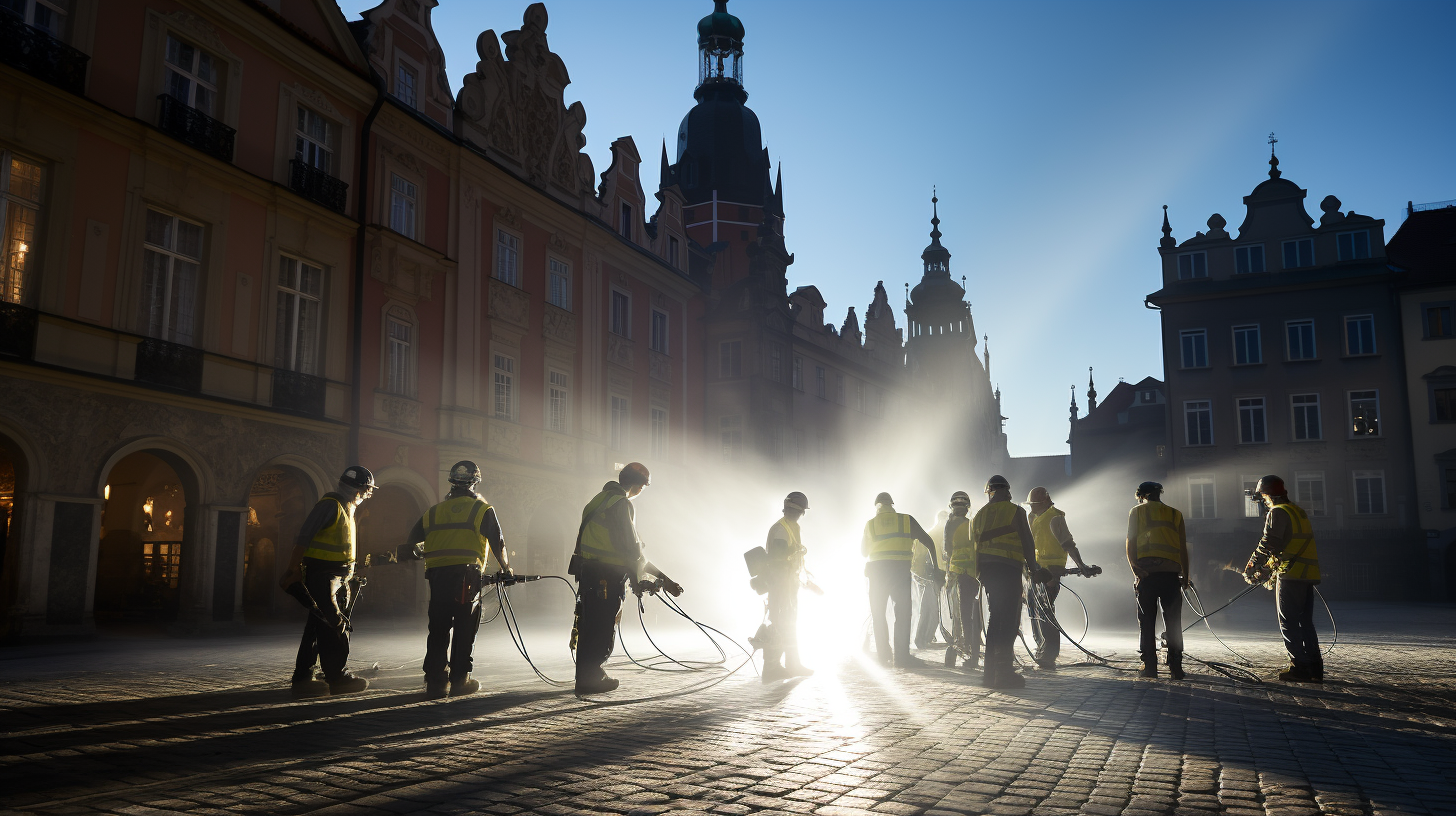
1135, 481, 1163, 499
874, 491, 894, 506
784, 491, 809, 511
448, 460, 481, 487
984, 475, 1010, 493
619, 462, 652, 488
340, 465, 376, 492
949, 490, 971, 507
1253, 475, 1287, 496
1027, 486, 1052, 505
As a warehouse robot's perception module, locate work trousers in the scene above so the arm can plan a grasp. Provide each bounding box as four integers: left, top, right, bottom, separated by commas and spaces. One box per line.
1028, 577, 1062, 665
575, 559, 629, 682
866, 559, 913, 663
294, 561, 352, 682
954, 573, 984, 662
1135, 571, 1183, 665
1276, 578, 1322, 670
979, 562, 1023, 673
911, 574, 941, 648
764, 583, 800, 667
423, 565, 484, 681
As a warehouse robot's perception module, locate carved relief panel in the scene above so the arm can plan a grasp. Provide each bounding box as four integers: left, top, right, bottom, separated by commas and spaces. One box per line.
488, 277, 529, 328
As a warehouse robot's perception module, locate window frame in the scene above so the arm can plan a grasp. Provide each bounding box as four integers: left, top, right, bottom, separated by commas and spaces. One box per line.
1344, 314, 1376, 356
1237, 396, 1267, 444
1291, 393, 1321, 441
163, 33, 220, 117
547, 255, 571, 309
619, 202, 633, 240
1187, 476, 1216, 520
389, 173, 418, 240
274, 254, 324, 375
8, 0, 69, 39
0, 149, 45, 307
294, 104, 334, 175
1179, 328, 1208, 369
1232, 324, 1262, 366
1336, 229, 1371, 262
383, 305, 415, 397
493, 227, 521, 288
1421, 301, 1454, 339
546, 369, 569, 433
609, 288, 632, 338
609, 394, 630, 452
792, 356, 803, 391
1295, 471, 1326, 516
668, 235, 680, 269
768, 346, 782, 382
394, 59, 418, 108
1184, 399, 1213, 446
1285, 319, 1317, 361
719, 415, 742, 463
1352, 470, 1386, 515
1282, 237, 1315, 269
1234, 244, 1266, 275
1348, 389, 1381, 438
650, 407, 668, 458
1176, 251, 1207, 280
492, 352, 516, 421
1429, 377, 1456, 424
718, 339, 742, 378
139, 207, 205, 346
815, 365, 826, 399
649, 308, 669, 354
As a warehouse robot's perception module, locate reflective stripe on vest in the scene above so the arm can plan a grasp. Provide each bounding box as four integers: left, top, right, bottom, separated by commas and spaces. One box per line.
421, 495, 492, 569
866, 512, 915, 561
1134, 502, 1183, 562
774, 518, 805, 573
973, 501, 1022, 564
947, 516, 977, 576
1273, 502, 1320, 581
579, 490, 629, 566
1031, 506, 1068, 569
303, 496, 355, 563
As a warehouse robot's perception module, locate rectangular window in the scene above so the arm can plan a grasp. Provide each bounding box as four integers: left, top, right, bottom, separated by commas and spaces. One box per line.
386, 316, 411, 395
295, 106, 332, 174
794, 428, 806, 466
1180, 329, 1208, 368
718, 340, 741, 377
1353, 470, 1386, 514
1177, 252, 1207, 280
1286, 319, 1316, 360
139, 209, 203, 345
1235, 244, 1265, 275
650, 309, 669, 353
768, 347, 782, 382
547, 370, 569, 433
1, 151, 44, 306
792, 356, 803, 391
1345, 314, 1376, 355
620, 202, 633, 239
856, 381, 866, 413
1188, 477, 1216, 519
1350, 390, 1379, 437
1233, 324, 1262, 365
164, 34, 217, 116
7, 0, 68, 38
610, 396, 629, 451
720, 415, 742, 462
650, 408, 668, 457
1184, 400, 1212, 446
274, 256, 322, 375
610, 290, 631, 337
494, 230, 519, 287
390, 174, 417, 240
1282, 238, 1314, 269
546, 257, 570, 309
815, 366, 826, 398
395, 63, 416, 107
1238, 397, 1267, 443
836, 373, 845, 404
1436, 387, 1456, 422
1242, 475, 1262, 518
1424, 304, 1453, 338
1295, 471, 1326, 516
492, 354, 515, 420
1291, 394, 1321, 440
1337, 230, 1370, 261
668, 235, 680, 268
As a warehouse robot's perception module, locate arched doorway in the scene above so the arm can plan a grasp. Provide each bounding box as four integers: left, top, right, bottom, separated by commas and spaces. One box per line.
243, 466, 318, 621
95, 451, 194, 628
0, 433, 25, 639
354, 484, 422, 617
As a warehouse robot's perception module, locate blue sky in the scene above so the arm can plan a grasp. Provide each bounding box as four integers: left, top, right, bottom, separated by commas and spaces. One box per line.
342, 0, 1456, 457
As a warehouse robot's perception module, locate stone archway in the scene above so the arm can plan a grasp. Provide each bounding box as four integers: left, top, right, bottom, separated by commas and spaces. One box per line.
242, 465, 318, 621
95, 450, 199, 628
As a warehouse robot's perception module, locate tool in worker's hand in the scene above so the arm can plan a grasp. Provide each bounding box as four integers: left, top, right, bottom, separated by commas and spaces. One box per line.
1053, 565, 1102, 578
634, 576, 683, 597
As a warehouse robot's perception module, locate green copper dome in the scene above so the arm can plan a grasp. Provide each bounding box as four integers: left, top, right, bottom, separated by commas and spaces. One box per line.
697, 0, 744, 44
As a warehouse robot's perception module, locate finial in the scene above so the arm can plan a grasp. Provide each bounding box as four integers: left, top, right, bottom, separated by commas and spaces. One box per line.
904, 282, 909, 308
1268, 131, 1278, 155
1160, 205, 1175, 249
929, 188, 942, 242
1087, 366, 1098, 410
1267, 132, 1281, 179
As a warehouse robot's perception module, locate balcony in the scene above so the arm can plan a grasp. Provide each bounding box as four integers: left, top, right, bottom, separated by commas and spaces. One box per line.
0, 12, 89, 96
135, 337, 203, 392
271, 368, 326, 416
288, 159, 349, 214
156, 94, 235, 162
0, 302, 38, 359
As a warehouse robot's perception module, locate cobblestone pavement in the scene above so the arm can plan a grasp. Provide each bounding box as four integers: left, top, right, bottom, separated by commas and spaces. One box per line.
2, 601, 1455, 816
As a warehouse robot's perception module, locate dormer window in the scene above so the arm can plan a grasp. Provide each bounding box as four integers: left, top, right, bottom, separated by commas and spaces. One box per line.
1235, 244, 1265, 274
1282, 238, 1314, 269
395, 63, 416, 108
1177, 251, 1207, 280
620, 203, 633, 240
1337, 230, 1370, 261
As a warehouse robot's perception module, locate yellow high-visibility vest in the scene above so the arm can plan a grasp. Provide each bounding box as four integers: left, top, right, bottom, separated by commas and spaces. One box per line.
579, 490, 629, 567
864, 511, 915, 561
972, 500, 1023, 565
1031, 506, 1068, 570
947, 516, 977, 577
421, 495, 493, 569
1133, 501, 1183, 562
773, 518, 805, 573
1272, 502, 1320, 581
303, 496, 355, 563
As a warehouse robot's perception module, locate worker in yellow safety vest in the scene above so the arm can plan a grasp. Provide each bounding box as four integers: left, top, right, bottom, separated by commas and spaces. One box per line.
861, 492, 941, 668
279, 465, 375, 695
758, 491, 815, 683
972, 475, 1049, 689
1126, 480, 1190, 680
1025, 487, 1101, 671
1243, 475, 1323, 684
944, 490, 982, 671
399, 460, 511, 698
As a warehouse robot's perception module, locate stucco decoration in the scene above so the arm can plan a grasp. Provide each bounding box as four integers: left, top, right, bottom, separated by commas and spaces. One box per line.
487, 419, 521, 457
457, 4, 596, 203
543, 305, 575, 345
548, 233, 569, 253
543, 434, 576, 469
488, 278, 529, 328
648, 350, 670, 382
380, 395, 421, 434
497, 206, 521, 229
607, 336, 634, 370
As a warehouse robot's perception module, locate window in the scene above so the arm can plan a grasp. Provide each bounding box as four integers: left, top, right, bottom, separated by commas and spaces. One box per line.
1, 151, 43, 305
836, 373, 845, 404
620, 203, 633, 240
1233, 325, 1262, 365
768, 347, 782, 382
492, 354, 515, 420
1188, 477, 1216, 519
1352, 471, 1385, 514
792, 356, 803, 391
610, 290, 631, 337
494, 230, 519, 287
139, 209, 202, 345
1184, 400, 1212, 446
4, 0, 67, 38
275, 256, 322, 375
1433, 387, 1456, 422
1295, 472, 1326, 516
1349, 390, 1379, 437
1282, 238, 1314, 269
855, 381, 866, 413
395, 63, 416, 107
719, 415, 742, 462
548, 258, 570, 309
385, 315, 411, 395
547, 371, 569, 433
164, 35, 218, 116
1291, 394, 1321, 440
718, 340, 741, 377
794, 429, 806, 466
814, 366, 826, 398
1238, 397, 1267, 443
1286, 320, 1316, 360
650, 408, 668, 457
649, 309, 668, 353
390, 174, 416, 240
1336, 230, 1370, 261
1180, 329, 1208, 368
1242, 476, 1262, 518
610, 396, 629, 451
1177, 252, 1207, 280
1235, 245, 1265, 275
295, 106, 332, 174
1345, 315, 1376, 355
668, 235, 680, 268
1424, 304, 1453, 338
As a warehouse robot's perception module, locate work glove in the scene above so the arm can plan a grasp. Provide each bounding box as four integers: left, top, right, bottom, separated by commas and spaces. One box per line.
661, 577, 684, 597
1031, 567, 1053, 585
1081, 564, 1103, 578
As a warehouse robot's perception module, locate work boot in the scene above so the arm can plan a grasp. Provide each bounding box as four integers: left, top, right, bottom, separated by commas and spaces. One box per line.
762, 662, 788, 683
1139, 662, 1158, 679
1278, 664, 1316, 683
574, 674, 620, 695
1168, 654, 1185, 681
450, 673, 480, 697
980, 664, 999, 688
784, 651, 814, 678
1311, 661, 1325, 683
290, 670, 328, 697
328, 673, 370, 694
996, 669, 1027, 689
894, 654, 928, 669
424, 675, 449, 699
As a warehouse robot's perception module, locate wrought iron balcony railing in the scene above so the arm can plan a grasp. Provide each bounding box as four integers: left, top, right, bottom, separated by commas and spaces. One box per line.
135, 337, 203, 392
288, 159, 349, 214
0, 12, 88, 95
0, 302, 38, 360
271, 368, 326, 416
156, 93, 236, 162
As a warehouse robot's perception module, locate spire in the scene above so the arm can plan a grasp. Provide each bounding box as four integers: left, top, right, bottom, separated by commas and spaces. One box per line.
660, 138, 672, 188
1160, 205, 1175, 249
929, 186, 942, 244
1086, 367, 1097, 411
1267, 131, 1281, 179
983, 335, 990, 375
1070, 384, 1078, 418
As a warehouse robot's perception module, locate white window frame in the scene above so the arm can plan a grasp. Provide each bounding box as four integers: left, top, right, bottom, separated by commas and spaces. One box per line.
619, 202, 633, 240
1237, 396, 1267, 444
719, 340, 742, 378
1177, 251, 1207, 280
1, 150, 45, 306
792, 356, 803, 391
493, 228, 520, 287
1184, 400, 1213, 446
1286, 319, 1316, 360
814, 365, 826, 398
1282, 238, 1314, 269
1188, 476, 1216, 520
164, 33, 219, 116
719, 415, 742, 462
650, 407, 668, 457
1336, 229, 1370, 261
649, 308, 669, 354
1291, 393, 1321, 441
1241, 475, 1262, 518
610, 395, 629, 451
1348, 389, 1380, 438
9, 0, 68, 39
384, 307, 414, 396
492, 353, 516, 421
1295, 471, 1326, 516
1180, 329, 1208, 369
547, 369, 569, 433
294, 105, 333, 174
1344, 314, 1376, 356
389, 173, 417, 240
1234, 244, 1265, 275
1352, 470, 1386, 515
394, 60, 417, 108
275, 255, 324, 375
139, 208, 204, 346
1233, 324, 1262, 365
610, 288, 632, 338
668, 235, 680, 268
547, 256, 570, 309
